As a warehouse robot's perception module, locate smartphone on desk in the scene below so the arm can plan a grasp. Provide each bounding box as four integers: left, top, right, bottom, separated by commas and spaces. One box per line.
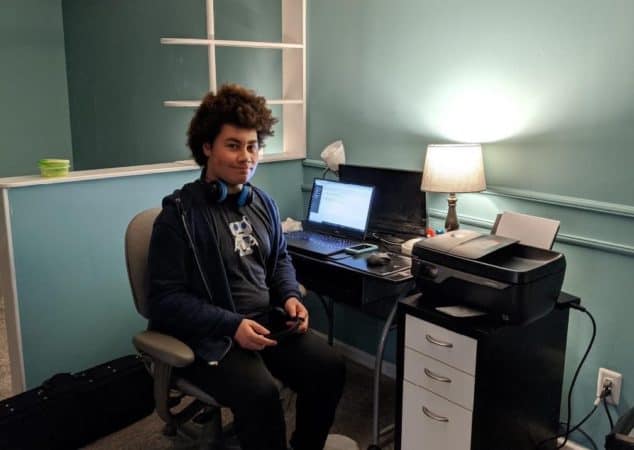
344, 243, 378, 255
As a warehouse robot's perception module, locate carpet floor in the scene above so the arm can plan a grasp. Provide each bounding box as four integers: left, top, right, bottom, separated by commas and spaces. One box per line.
82, 358, 396, 450
1, 303, 396, 449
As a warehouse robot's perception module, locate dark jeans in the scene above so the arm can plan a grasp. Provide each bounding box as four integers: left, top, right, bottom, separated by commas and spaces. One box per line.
181, 331, 346, 450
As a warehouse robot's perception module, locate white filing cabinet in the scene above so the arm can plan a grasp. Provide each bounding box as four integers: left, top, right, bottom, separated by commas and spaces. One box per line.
395, 294, 574, 450
401, 315, 476, 450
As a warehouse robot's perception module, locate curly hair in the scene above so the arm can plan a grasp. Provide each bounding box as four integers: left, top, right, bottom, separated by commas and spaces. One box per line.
187, 84, 278, 166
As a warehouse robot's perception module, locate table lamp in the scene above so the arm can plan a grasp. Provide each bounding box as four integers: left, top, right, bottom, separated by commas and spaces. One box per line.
421, 143, 486, 231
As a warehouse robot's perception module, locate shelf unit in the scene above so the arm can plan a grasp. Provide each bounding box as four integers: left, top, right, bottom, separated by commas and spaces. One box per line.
161, 0, 306, 161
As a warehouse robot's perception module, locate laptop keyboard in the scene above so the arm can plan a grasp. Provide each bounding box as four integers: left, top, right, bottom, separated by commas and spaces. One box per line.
286, 231, 358, 252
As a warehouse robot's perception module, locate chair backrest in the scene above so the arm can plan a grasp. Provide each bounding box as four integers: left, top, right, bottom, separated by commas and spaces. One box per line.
125, 208, 161, 319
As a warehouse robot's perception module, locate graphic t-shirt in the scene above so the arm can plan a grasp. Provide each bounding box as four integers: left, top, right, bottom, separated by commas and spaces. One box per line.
208, 192, 272, 314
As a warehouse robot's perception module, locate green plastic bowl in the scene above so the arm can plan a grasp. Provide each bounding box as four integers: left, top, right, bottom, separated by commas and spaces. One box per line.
38, 159, 70, 177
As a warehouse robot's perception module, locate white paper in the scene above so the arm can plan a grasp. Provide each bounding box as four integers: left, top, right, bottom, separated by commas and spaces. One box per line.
436, 305, 487, 318
494, 211, 560, 250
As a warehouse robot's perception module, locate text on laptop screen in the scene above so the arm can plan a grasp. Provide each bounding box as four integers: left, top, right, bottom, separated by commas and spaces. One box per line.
307, 179, 374, 232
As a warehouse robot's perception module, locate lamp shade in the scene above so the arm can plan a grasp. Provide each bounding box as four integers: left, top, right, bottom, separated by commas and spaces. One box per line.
421, 144, 486, 193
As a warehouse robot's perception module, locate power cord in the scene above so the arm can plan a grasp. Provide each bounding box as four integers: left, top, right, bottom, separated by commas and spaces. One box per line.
536, 302, 597, 449
557, 303, 597, 449
370, 232, 404, 247
537, 384, 607, 449
602, 382, 615, 429
546, 378, 614, 449
557, 421, 598, 450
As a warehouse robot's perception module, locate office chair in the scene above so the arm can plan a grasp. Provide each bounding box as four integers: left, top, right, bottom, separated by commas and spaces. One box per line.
125, 208, 295, 448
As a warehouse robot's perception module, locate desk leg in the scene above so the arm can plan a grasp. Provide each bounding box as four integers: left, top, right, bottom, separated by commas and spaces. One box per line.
315, 293, 335, 346
368, 300, 399, 450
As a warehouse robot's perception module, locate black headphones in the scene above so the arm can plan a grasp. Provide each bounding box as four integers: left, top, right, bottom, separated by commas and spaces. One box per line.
199, 171, 253, 207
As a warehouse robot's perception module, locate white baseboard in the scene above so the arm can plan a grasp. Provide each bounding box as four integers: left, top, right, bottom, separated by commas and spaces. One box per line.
311, 329, 396, 379
558, 437, 589, 450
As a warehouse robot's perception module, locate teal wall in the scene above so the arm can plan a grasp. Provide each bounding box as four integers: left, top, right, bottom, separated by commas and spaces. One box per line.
0, 0, 72, 177
9, 161, 302, 388
62, 0, 207, 170
63, 0, 284, 170
307, 0, 634, 446
10, 172, 194, 387
213, 0, 285, 155
1, 0, 287, 174
3, 0, 303, 388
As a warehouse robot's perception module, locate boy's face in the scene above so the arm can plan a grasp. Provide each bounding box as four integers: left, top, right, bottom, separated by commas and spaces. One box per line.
203, 124, 260, 191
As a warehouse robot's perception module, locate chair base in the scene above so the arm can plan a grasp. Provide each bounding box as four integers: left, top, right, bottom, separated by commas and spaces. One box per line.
165, 407, 240, 450
161, 389, 299, 450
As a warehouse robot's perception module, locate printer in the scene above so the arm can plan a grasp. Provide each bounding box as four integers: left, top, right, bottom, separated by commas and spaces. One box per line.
411, 229, 566, 324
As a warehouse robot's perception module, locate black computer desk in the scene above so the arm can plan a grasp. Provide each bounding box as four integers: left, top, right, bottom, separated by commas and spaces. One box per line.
289, 248, 415, 450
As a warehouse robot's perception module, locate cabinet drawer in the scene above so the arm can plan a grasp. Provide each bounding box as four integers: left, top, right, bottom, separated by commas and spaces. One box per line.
404, 347, 475, 410
401, 380, 472, 450
405, 315, 477, 375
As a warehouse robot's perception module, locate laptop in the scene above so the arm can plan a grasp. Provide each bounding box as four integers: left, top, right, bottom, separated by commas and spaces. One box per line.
338, 164, 427, 239
285, 179, 375, 256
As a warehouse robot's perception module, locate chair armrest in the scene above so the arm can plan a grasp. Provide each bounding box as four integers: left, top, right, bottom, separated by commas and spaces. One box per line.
133, 330, 195, 368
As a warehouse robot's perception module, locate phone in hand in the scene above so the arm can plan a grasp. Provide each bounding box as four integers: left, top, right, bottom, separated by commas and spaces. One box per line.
344, 243, 378, 255
264, 307, 303, 341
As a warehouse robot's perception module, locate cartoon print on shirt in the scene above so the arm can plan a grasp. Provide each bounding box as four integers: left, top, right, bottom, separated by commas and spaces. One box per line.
229, 216, 259, 257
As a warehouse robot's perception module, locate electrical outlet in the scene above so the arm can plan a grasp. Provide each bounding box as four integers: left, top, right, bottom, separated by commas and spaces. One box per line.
596, 367, 622, 405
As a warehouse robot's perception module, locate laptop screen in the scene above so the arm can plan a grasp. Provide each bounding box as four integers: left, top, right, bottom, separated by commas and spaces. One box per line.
338, 164, 427, 237
306, 179, 374, 236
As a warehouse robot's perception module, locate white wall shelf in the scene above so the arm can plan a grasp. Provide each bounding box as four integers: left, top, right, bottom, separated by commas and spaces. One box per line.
163, 99, 303, 108
163, 101, 203, 108
161, 0, 306, 160
160, 38, 303, 49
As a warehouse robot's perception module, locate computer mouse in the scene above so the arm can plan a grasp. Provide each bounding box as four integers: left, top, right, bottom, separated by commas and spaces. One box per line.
367, 252, 392, 267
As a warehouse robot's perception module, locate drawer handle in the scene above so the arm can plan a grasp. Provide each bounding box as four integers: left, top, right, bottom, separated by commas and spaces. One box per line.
422, 406, 449, 422
424, 368, 452, 383
425, 334, 454, 348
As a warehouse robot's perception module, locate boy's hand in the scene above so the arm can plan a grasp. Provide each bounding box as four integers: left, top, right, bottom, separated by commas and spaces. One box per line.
234, 319, 277, 350
284, 297, 309, 333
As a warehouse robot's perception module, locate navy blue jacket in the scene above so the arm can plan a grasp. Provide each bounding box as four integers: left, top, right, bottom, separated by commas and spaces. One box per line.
147, 179, 301, 364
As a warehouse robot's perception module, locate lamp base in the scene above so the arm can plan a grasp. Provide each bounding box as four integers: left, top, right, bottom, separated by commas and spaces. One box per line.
445, 193, 459, 231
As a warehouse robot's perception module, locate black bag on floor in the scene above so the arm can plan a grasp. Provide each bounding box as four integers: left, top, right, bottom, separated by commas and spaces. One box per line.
75, 354, 154, 442
0, 373, 84, 450
0, 354, 154, 450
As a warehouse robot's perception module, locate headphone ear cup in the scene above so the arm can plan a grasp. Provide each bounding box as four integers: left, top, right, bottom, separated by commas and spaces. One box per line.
236, 184, 253, 207
204, 179, 252, 206
215, 180, 228, 203
205, 180, 228, 204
